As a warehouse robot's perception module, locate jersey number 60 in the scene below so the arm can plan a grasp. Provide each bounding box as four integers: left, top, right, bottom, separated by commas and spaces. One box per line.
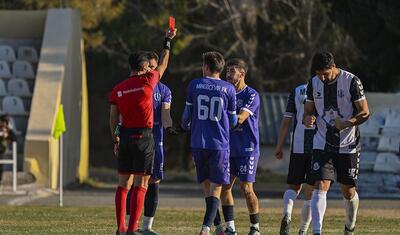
197, 95, 223, 121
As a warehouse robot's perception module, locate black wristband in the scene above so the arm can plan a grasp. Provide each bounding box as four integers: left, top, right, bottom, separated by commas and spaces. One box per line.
164, 37, 172, 50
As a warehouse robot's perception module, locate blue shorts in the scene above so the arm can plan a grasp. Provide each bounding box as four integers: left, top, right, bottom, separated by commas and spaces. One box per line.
230, 156, 259, 183
192, 149, 230, 185
152, 145, 164, 180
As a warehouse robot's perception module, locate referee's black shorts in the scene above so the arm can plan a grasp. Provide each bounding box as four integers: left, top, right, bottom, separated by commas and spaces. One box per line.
287, 153, 314, 186
118, 127, 154, 175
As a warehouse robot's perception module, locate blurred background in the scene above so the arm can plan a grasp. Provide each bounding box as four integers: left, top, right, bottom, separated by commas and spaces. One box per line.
0, 0, 399, 196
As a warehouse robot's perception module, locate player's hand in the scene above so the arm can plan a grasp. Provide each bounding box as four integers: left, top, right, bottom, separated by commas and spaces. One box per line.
166, 28, 177, 39
166, 126, 179, 135
335, 117, 350, 131
274, 147, 283, 159
303, 115, 316, 128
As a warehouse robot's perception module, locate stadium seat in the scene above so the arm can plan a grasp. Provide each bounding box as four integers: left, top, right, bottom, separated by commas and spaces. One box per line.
0, 79, 8, 96
8, 78, 32, 97
2, 96, 26, 115
8, 116, 22, 136
359, 151, 377, 171
17, 46, 38, 63
382, 108, 400, 134
359, 114, 382, 136
0, 45, 16, 62
0, 60, 12, 78
12, 60, 35, 79
377, 136, 400, 153
373, 152, 400, 173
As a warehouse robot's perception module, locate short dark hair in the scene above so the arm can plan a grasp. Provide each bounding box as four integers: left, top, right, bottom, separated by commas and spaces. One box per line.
312, 52, 335, 71
0, 115, 9, 125
202, 51, 225, 73
128, 50, 149, 70
147, 51, 159, 62
226, 58, 248, 73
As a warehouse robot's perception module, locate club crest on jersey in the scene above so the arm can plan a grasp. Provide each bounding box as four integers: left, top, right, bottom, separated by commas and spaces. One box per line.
313, 162, 320, 171
237, 99, 243, 108
153, 92, 161, 101
117, 91, 122, 97
337, 89, 344, 98
315, 91, 323, 99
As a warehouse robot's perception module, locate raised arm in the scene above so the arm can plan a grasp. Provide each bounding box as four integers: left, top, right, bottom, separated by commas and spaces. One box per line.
156, 28, 177, 78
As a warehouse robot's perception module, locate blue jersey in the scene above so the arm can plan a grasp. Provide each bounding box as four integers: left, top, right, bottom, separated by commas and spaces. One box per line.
230, 86, 260, 157
152, 82, 172, 148
185, 77, 236, 150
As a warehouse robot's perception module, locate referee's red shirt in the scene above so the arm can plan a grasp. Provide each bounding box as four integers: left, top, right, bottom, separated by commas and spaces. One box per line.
109, 70, 160, 128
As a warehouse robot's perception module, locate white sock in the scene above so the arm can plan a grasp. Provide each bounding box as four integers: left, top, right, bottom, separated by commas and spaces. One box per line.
311, 190, 327, 234
143, 216, 154, 230
283, 189, 298, 219
344, 191, 359, 230
201, 225, 211, 231
226, 220, 235, 231
250, 223, 259, 229
299, 200, 312, 232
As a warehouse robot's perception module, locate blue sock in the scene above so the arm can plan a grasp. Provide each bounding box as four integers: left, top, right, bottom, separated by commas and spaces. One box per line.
203, 196, 220, 227
214, 209, 221, 226
222, 205, 234, 222
144, 183, 159, 217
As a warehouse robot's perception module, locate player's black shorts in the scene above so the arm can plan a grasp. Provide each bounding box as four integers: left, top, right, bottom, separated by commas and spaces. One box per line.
287, 153, 314, 186
118, 127, 154, 175
311, 149, 360, 186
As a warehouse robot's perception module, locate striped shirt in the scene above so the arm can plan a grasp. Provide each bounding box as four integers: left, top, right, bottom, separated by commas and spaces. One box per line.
284, 84, 315, 154
306, 69, 366, 154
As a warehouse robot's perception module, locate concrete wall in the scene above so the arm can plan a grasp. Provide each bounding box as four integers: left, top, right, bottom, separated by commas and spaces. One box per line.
21, 9, 88, 189
0, 10, 46, 39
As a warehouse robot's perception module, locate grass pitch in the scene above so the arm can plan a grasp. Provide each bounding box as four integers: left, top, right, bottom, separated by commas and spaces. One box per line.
0, 206, 399, 234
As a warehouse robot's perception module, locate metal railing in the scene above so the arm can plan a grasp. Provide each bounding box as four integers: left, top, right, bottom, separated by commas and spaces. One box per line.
0, 141, 17, 192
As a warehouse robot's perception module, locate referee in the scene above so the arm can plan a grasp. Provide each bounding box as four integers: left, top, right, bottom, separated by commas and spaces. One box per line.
109, 28, 177, 235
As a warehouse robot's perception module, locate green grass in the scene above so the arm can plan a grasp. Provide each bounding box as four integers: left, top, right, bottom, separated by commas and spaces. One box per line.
0, 206, 399, 234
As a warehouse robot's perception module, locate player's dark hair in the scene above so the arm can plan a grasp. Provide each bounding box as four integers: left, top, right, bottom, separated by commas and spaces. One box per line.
226, 58, 248, 73
202, 51, 225, 73
312, 52, 335, 71
128, 50, 149, 71
0, 115, 9, 125
147, 51, 159, 63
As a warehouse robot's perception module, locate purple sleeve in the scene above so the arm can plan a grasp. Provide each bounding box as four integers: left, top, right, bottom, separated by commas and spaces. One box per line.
162, 85, 172, 104
185, 81, 194, 105
227, 86, 236, 114
241, 91, 259, 116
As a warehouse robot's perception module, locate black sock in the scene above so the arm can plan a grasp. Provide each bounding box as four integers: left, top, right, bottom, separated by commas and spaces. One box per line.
144, 183, 159, 217
214, 209, 221, 226
203, 196, 220, 227
222, 205, 234, 222
126, 188, 132, 215
250, 213, 260, 225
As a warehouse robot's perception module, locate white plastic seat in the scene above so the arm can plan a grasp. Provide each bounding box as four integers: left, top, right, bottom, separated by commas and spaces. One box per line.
2, 96, 26, 115
373, 152, 400, 173
0, 79, 8, 96
0, 60, 12, 78
12, 60, 35, 79
377, 136, 400, 153
0, 45, 16, 62
359, 115, 382, 136
17, 46, 38, 63
8, 78, 31, 97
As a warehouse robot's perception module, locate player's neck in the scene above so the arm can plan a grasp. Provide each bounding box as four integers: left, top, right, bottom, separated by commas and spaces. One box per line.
235, 80, 247, 92
205, 73, 220, 80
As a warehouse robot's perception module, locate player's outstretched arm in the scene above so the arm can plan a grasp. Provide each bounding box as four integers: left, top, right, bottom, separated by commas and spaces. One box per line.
156, 28, 177, 78
274, 116, 292, 159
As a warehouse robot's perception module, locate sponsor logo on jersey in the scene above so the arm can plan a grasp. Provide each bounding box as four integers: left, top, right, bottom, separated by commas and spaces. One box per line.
154, 92, 161, 102
337, 89, 344, 98
117, 91, 122, 97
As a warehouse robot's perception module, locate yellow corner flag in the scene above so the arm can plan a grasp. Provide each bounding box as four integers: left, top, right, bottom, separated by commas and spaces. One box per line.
53, 104, 66, 139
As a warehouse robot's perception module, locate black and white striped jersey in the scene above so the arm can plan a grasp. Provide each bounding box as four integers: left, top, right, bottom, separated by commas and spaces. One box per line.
306, 69, 366, 154
284, 84, 315, 154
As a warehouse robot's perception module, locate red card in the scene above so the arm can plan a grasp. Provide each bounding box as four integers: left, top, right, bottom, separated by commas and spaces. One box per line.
169, 16, 175, 30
